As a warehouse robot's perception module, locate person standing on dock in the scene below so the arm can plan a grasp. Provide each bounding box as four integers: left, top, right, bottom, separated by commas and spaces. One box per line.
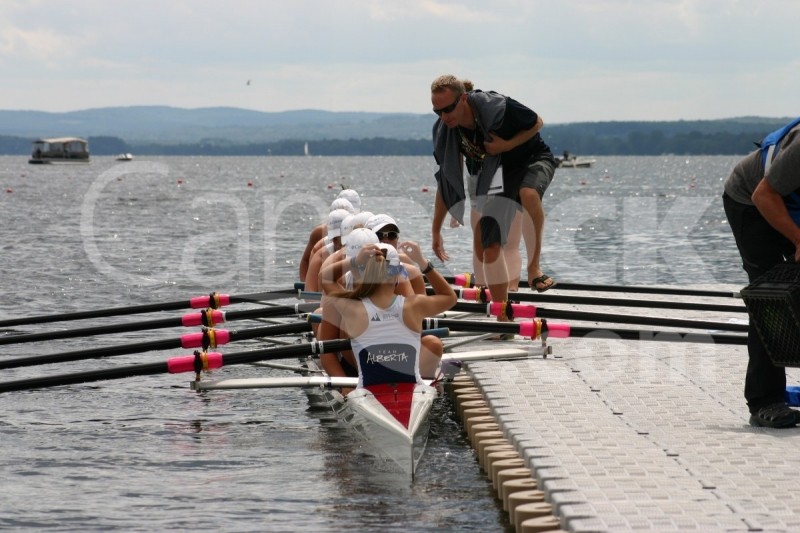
723, 117, 800, 428
428, 74, 557, 325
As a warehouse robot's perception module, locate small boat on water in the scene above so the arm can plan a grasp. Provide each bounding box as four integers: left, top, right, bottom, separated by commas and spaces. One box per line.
557, 156, 596, 168
116, 153, 133, 161
28, 137, 90, 164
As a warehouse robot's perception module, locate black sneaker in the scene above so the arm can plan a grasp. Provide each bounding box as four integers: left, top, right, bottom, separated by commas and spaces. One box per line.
749, 403, 800, 428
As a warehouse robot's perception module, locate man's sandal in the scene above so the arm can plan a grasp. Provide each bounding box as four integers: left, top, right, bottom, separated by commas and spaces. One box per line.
530, 274, 556, 293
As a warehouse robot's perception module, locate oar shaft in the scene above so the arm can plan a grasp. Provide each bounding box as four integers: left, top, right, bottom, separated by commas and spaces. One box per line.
0, 303, 318, 346
0, 338, 352, 393
0, 321, 313, 370
0, 316, 183, 345
0, 338, 181, 369
449, 301, 747, 332
225, 303, 318, 322
0, 289, 299, 328
565, 325, 748, 345
548, 282, 740, 299
447, 288, 747, 313
0, 362, 169, 393
423, 318, 747, 345
445, 274, 741, 298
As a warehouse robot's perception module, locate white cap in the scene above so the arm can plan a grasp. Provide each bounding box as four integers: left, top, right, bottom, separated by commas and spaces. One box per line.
330, 198, 355, 214
344, 227, 379, 259
340, 213, 358, 240
378, 243, 408, 278
377, 243, 402, 267
366, 213, 398, 233
337, 189, 361, 213
341, 211, 373, 238
354, 211, 373, 227
326, 208, 351, 237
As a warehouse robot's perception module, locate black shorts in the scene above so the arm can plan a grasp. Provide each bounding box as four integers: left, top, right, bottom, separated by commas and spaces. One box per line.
476, 195, 520, 248
476, 159, 556, 247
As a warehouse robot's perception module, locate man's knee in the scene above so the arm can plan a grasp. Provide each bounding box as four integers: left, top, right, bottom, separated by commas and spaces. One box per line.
520, 186, 542, 206
482, 242, 502, 263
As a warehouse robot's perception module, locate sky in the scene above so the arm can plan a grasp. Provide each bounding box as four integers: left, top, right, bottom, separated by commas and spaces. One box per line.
2, 0, 798, 124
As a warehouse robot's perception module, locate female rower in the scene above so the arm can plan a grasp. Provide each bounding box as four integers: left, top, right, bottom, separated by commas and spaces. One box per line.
318, 241, 456, 393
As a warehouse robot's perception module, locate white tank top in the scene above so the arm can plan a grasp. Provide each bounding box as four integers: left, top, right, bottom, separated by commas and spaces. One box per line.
350, 296, 421, 388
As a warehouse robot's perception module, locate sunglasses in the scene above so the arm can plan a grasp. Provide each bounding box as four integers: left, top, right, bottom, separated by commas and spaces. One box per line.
376, 230, 399, 241
433, 96, 460, 116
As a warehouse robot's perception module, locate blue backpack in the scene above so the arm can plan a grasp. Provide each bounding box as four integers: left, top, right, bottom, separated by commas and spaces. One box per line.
758, 116, 800, 174
757, 117, 800, 224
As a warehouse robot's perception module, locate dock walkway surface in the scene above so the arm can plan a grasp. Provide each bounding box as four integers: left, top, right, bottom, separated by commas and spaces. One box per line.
449, 284, 800, 532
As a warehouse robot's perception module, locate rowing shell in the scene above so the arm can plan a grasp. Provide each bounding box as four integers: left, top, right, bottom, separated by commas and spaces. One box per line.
191, 345, 550, 478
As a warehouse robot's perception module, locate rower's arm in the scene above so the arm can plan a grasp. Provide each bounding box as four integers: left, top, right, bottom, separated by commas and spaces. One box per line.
318, 300, 348, 378
399, 241, 457, 320
318, 249, 347, 294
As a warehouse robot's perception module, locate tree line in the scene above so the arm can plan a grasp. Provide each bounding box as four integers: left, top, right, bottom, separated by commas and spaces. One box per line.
0, 123, 776, 157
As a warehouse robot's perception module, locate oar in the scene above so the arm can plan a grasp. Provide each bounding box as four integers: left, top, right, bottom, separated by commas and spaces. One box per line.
447, 287, 747, 314
0, 288, 300, 328
0, 303, 319, 345
300, 289, 746, 314
304, 312, 746, 342
445, 274, 742, 298
421, 318, 748, 345
0, 339, 353, 394
0, 321, 314, 370
448, 301, 748, 332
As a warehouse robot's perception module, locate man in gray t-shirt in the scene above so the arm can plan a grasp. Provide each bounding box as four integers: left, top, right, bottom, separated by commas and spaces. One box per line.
723, 123, 800, 428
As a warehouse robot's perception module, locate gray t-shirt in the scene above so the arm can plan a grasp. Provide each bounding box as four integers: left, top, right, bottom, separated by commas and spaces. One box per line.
724, 126, 800, 205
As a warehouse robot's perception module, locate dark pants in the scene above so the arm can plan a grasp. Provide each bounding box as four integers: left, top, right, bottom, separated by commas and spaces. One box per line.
723, 193, 794, 413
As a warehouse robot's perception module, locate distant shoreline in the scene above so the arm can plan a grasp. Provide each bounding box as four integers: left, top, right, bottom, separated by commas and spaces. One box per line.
0, 107, 790, 156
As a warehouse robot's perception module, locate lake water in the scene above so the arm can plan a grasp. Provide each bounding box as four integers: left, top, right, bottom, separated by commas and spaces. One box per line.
0, 154, 747, 531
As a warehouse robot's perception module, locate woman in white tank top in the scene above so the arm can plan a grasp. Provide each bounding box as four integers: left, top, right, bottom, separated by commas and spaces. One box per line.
319, 241, 456, 394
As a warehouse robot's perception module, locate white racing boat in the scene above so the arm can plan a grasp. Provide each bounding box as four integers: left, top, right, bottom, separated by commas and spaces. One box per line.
192, 345, 550, 478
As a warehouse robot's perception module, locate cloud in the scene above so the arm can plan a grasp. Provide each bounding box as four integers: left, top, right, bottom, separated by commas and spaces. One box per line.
2, 0, 799, 121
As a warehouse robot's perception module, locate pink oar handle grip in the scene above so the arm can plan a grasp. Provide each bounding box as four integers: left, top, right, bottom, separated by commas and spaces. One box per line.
454, 273, 477, 288
488, 302, 537, 318
189, 293, 231, 309
460, 288, 492, 302
518, 321, 537, 338
180, 329, 232, 348
518, 321, 571, 339
166, 352, 224, 374
546, 322, 571, 338
181, 310, 225, 327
